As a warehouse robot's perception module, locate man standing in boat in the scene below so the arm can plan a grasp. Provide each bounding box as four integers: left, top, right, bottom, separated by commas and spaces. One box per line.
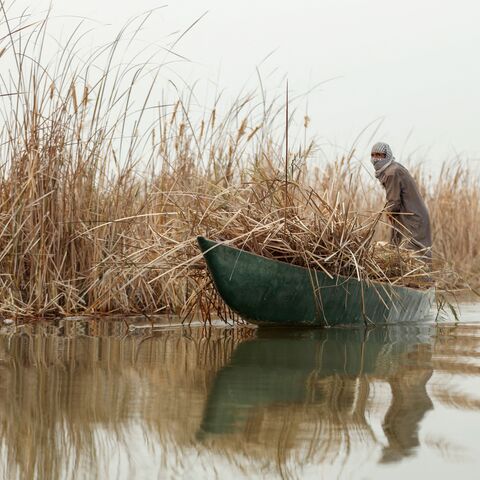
370, 142, 432, 259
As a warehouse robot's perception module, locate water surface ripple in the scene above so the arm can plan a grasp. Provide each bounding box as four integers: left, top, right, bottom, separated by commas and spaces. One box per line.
1, 315, 480, 479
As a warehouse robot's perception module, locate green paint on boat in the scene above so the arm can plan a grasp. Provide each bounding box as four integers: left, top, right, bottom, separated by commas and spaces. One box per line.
197, 236, 434, 327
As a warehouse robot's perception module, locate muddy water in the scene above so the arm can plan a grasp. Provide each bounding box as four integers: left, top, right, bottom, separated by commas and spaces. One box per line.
0, 309, 479, 479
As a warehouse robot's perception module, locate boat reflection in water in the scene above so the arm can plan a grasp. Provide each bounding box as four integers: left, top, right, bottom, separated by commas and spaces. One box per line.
199, 326, 434, 465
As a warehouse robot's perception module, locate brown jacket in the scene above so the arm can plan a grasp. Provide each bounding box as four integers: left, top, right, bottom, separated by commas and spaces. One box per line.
378, 162, 432, 252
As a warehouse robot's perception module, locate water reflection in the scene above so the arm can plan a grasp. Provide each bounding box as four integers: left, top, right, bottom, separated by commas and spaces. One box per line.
0, 320, 479, 479
199, 327, 434, 466
0, 320, 251, 480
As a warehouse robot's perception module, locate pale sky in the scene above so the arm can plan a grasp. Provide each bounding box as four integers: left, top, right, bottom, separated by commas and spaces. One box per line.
6, 0, 480, 169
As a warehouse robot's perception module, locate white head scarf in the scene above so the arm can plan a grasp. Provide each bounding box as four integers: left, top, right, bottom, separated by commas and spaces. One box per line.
371, 142, 395, 178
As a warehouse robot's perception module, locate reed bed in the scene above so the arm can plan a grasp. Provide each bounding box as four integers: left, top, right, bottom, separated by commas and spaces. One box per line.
0, 12, 475, 319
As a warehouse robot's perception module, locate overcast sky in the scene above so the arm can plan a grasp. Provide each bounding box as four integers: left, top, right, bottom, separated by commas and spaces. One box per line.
7, 0, 480, 169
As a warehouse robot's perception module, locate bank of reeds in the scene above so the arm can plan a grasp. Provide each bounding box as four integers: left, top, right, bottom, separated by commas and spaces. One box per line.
0, 13, 476, 319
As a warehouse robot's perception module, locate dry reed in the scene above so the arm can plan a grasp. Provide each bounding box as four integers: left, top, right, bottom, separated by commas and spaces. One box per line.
0, 11, 475, 320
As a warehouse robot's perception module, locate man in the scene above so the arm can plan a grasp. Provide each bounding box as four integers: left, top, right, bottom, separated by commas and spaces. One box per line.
371, 142, 432, 258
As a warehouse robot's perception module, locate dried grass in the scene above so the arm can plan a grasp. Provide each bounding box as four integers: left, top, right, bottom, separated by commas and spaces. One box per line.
0, 11, 473, 320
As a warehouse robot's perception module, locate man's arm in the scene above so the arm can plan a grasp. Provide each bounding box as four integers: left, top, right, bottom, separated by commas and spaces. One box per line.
383, 171, 402, 213
382, 171, 402, 243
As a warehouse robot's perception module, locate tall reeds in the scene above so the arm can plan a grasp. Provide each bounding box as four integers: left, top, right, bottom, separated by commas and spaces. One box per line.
0, 12, 476, 319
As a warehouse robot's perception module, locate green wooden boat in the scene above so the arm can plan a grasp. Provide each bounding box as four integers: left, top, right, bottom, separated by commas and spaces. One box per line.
197, 236, 434, 327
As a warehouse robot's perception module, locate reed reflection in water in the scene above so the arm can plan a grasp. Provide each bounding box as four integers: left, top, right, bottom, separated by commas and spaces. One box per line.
0, 320, 480, 479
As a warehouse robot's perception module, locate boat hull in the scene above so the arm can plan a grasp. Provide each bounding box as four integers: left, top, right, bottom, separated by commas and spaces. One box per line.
197, 237, 434, 327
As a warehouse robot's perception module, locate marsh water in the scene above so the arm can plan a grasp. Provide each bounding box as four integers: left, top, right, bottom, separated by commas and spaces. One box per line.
1, 307, 480, 480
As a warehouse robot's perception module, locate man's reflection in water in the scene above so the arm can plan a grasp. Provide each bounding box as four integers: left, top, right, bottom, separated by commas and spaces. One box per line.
199, 327, 434, 464
381, 344, 434, 462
